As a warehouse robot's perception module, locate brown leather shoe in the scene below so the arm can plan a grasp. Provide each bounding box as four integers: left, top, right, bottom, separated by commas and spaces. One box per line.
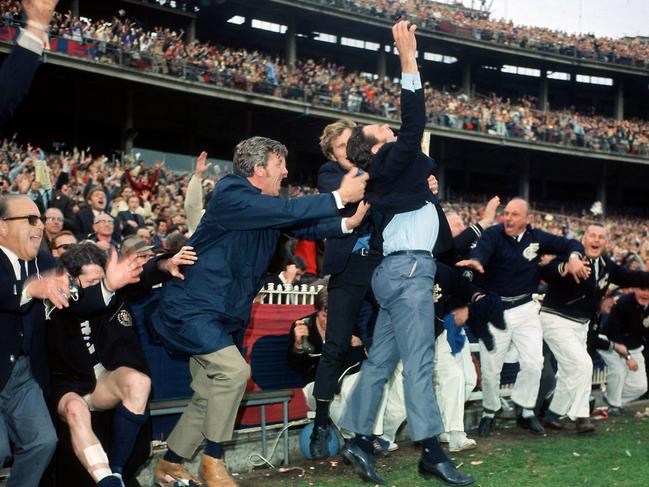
155, 458, 203, 486
199, 454, 238, 487
541, 419, 564, 430
576, 418, 595, 434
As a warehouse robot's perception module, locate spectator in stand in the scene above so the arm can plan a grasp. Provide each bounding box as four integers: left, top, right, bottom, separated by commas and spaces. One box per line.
89, 213, 120, 253
40, 206, 64, 252
125, 161, 160, 197
117, 195, 145, 236
50, 229, 77, 257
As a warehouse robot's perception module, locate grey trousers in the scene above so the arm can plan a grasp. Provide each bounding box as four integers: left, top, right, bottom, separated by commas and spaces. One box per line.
0, 356, 57, 487
167, 345, 251, 459
340, 254, 444, 441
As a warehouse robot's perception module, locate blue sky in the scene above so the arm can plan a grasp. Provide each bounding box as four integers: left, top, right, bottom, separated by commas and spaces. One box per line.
449, 0, 649, 38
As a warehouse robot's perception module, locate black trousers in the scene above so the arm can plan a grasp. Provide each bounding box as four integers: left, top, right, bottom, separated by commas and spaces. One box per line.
313, 252, 381, 401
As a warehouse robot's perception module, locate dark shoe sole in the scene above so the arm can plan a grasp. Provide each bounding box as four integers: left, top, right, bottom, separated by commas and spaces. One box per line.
418, 461, 475, 485
341, 448, 384, 484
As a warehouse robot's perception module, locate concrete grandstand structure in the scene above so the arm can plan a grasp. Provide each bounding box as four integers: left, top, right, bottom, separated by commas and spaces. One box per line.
1, 0, 648, 211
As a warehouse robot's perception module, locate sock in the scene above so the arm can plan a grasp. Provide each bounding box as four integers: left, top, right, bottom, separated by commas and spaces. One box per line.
354, 434, 374, 455
314, 399, 330, 428
421, 437, 448, 464
110, 403, 149, 474
521, 408, 535, 419
482, 408, 495, 419
449, 431, 467, 446
163, 448, 184, 464
204, 440, 224, 459
544, 410, 558, 422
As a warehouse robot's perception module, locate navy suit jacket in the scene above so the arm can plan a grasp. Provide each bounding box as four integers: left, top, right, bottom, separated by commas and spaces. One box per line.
117, 210, 145, 236
153, 174, 348, 355
0, 43, 40, 127
317, 161, 367, 275
365, 86, 453, 256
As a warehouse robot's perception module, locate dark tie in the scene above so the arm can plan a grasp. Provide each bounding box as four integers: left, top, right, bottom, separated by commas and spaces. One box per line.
18, 258, 27, 282
590, 258, 599, 281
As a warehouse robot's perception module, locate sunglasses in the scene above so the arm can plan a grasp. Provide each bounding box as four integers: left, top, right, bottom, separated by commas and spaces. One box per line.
53, 243, 74, 251
2, 215, 41, 226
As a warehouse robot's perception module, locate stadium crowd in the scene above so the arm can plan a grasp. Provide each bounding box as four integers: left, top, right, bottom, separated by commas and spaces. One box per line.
323, 0, 649, 68
3, 3, 649, 487
2, 137, 649, 269
1, 1, 649, 157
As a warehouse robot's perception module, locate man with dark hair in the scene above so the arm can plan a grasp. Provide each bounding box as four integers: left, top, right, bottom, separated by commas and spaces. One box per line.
49, 242, 195, 487
338, 22, 470, 486
458, 198, 589, 437
539, 224, 649, 431
152, 140, 368, 487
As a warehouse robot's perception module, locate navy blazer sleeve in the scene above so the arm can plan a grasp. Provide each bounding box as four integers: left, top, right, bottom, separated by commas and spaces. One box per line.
0, 44, 40, 127
372, 87, 427, 180
213, 186, 340, 231
537, 230, 584, 257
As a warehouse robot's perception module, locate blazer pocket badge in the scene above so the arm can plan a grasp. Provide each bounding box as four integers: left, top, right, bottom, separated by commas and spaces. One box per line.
522, 243, 539, 261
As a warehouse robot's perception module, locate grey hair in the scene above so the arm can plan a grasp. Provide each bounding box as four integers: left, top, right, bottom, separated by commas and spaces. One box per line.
233, 136, 288, 177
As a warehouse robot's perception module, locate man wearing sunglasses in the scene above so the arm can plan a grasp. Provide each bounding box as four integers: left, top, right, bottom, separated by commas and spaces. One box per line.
0, 195, 141, 486
50, 231, 78, 258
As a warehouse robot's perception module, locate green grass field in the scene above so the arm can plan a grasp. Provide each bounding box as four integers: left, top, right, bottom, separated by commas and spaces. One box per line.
238, 408, 649, 487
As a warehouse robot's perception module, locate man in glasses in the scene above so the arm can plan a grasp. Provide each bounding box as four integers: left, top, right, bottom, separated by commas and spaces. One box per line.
50, 231, 78, 258
90, 213, 120, 253
40, 207, 65, 253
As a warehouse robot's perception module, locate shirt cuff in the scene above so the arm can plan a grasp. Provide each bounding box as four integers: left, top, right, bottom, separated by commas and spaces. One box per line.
401, 72, 422, 92
16, 29, 44, 55
569, 251, 583, 260
20, 284, 32, 306
341, 218, 353, 234
100, 280, 115, 305
332, 191, 345, 209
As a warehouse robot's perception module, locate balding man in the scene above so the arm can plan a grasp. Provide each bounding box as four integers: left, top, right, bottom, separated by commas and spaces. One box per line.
539, 224, 649, 432
458, 198, 588, 436
90, 213, 120, 253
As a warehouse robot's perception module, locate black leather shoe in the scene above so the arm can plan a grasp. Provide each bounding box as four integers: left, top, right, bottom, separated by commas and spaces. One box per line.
478, 416, 494, 437
341, 440, 385, 484
419, 458, 475, 485
517, 416, 546, 435
309, 424, 331, 459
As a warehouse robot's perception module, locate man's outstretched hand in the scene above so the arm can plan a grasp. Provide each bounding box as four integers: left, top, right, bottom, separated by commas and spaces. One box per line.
393, 19, 417, 74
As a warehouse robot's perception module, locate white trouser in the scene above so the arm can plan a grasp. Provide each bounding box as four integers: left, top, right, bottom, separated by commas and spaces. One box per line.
479, 300, 543, 411
540, 312, 593, 420
434, 330, 476, 432
303, 362, 406, 440
600, 346, 648, 407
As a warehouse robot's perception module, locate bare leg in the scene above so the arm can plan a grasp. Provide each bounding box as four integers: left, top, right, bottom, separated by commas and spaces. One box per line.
57, 393, 111, 483
90, 367, 151, 414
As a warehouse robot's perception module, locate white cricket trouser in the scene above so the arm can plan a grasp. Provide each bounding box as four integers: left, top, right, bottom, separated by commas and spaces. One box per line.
600, 346, 648, 407
303, 362, 406, 440
480, 300, 543, 411
540, 311, 593, 420
434, 330, 477, 433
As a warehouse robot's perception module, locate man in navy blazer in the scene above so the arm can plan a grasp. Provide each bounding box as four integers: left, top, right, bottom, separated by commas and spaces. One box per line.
337, 21, 472, 486
0, 0, 58, 128
152, 137, 369, 486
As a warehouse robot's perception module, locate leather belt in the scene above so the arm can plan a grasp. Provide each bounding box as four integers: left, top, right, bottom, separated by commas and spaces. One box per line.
353, 248, 382, 257
387, 250, 433, 258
